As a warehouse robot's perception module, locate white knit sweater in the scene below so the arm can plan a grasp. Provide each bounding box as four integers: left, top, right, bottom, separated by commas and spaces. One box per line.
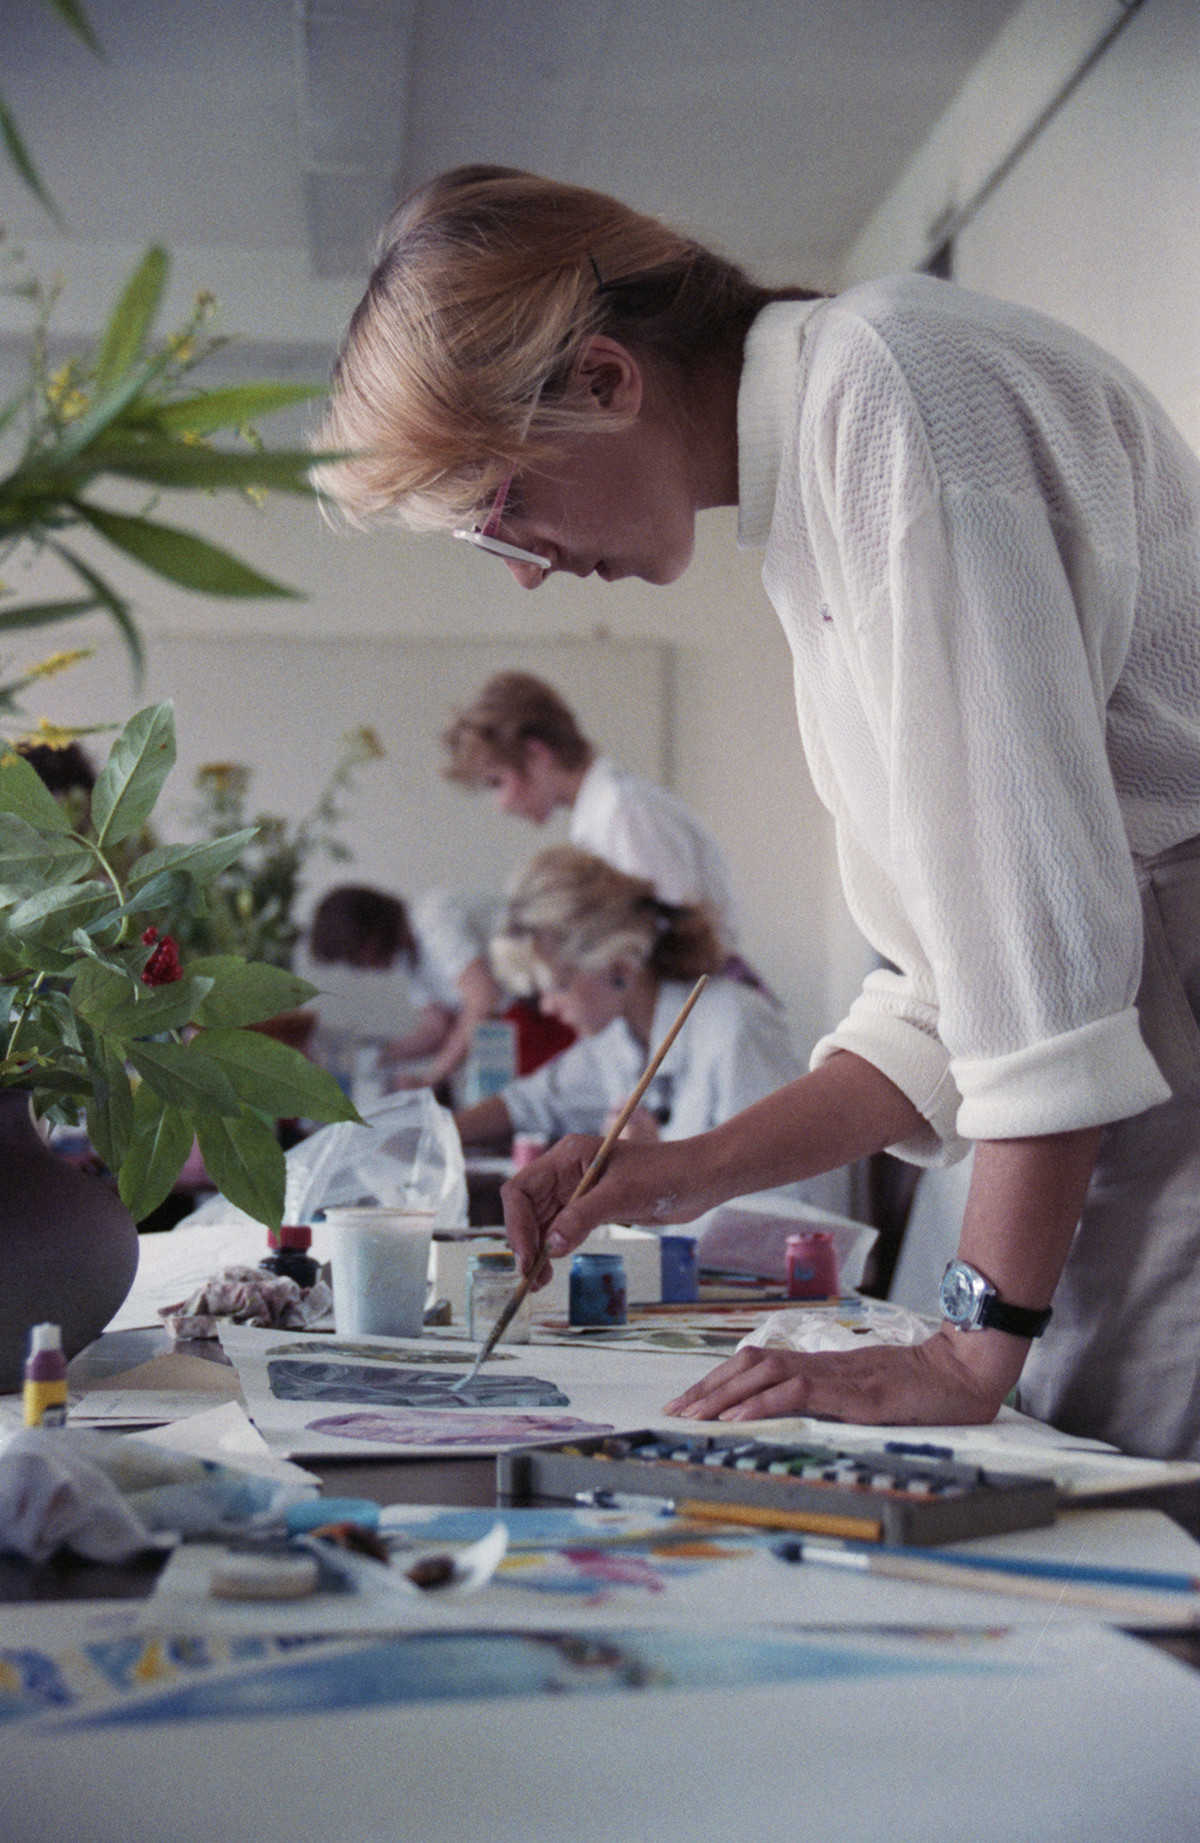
738, 277, 1200, 1162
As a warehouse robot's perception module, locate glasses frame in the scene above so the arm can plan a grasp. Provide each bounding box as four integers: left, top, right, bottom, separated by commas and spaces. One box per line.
453, 472, 550, 570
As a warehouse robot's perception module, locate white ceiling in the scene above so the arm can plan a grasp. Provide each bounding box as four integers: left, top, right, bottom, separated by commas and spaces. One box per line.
1, 0, 1023, 312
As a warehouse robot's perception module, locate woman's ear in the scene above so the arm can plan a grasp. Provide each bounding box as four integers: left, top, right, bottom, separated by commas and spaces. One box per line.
574, 335, 643, 417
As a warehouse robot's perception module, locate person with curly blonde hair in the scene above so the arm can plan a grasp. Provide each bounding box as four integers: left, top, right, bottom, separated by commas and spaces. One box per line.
454, 847, 803, 1191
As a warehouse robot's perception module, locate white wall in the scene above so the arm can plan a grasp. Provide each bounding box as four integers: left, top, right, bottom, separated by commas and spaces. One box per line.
2, 475, 852, 1060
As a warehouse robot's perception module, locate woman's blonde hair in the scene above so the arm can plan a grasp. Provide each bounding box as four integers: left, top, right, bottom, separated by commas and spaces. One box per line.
313, 165, 812, 531
492, 845, 722, 995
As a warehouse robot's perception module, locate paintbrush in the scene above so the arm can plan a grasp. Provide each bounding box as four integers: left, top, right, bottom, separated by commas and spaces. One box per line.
461, 973, 710, 1384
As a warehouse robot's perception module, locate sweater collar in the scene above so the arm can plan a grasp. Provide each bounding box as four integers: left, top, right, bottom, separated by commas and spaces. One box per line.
737, 298, 824, 547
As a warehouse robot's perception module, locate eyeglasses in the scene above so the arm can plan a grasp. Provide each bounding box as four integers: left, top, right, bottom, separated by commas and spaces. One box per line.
453, 472, 550, 570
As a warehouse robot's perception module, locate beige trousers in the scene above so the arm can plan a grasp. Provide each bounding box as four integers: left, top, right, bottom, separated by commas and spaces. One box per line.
1018, 836, 1200, 1460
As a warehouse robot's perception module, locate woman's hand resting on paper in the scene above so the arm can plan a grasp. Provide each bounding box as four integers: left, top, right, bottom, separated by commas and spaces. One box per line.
662, 1325, 1029, 1429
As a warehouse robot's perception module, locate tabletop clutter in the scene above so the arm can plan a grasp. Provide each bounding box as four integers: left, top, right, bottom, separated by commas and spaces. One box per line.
4, 1089, 1200, 1657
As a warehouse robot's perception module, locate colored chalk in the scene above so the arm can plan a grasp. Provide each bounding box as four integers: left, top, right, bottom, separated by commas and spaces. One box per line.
286, 1497, 381, 1534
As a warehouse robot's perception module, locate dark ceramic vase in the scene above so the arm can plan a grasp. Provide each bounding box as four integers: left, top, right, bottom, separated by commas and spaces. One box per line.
0, 1088, 140, 1391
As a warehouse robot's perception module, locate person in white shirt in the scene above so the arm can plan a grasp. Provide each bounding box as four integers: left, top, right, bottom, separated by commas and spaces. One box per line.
300, 883, 504, 1092
454, 848, 808, 1219
314, 166, 1200, 1458
441, 670, 742, 955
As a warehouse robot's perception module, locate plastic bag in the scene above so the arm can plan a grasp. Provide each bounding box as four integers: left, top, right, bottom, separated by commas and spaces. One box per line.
187, 1090, 467, 1230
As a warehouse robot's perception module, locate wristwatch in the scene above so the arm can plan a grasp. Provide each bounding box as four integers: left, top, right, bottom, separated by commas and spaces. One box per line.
939, 1260, 1052, 1338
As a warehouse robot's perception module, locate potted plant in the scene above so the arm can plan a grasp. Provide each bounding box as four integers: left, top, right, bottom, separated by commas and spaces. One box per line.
0, 3, 359, 1380
0, 700, 360, 1382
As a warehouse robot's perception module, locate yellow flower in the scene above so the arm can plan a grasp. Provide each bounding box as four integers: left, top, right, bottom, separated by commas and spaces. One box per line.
20, 716, 90, 749
196, 761, 250, 801
45, 362, 89, 421
346, 723, 386, 762
22, 648, 94, 684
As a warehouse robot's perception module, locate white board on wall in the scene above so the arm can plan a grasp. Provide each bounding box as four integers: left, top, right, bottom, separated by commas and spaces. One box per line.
17, 630, 671, 911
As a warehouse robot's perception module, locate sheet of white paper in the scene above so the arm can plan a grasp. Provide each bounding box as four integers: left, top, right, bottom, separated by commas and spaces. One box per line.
63, 1391, 242, 1429
133, 1403, 320, 1490
1, 1619, 1198, 1843
218, 1321, 718, 1458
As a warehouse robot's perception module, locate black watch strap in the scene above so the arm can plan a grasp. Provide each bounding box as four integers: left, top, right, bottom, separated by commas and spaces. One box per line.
978, 1295, 1053, 1338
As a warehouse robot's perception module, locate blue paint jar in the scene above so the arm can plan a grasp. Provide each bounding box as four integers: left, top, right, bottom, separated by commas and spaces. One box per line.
659, 1234, 699, 1303
569, 1252, 627, 1326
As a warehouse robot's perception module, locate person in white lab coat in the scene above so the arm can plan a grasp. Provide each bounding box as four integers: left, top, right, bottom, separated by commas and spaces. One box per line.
442, 670, 743, 957
454, 846, 802, 1170
299, 883, 503, 1092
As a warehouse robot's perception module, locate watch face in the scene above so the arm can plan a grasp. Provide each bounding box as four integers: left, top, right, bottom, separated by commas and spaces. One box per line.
940, 1261, 986, 1326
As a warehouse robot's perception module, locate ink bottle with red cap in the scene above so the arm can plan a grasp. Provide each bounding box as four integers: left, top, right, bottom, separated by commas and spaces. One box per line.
23, 1322, 68, 1427
262, 1225, 320, 1289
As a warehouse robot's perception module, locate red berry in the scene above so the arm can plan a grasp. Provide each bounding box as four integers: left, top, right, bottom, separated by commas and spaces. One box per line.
142, 934, 182, 985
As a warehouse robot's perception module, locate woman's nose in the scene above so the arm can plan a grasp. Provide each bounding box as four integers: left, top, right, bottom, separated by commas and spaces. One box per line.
504, 557, 548, 589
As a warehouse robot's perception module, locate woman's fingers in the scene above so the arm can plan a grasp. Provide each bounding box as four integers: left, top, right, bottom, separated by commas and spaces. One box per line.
501, 1135, 605, 1275
664, 1334, 1011, 1428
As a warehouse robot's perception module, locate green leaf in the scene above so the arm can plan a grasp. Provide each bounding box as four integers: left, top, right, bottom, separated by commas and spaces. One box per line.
0, 751, 75, 833
90, 441, 319, 495
69, 501, 302, 599
0, 386, 32, 445
193, 1028, 360, 1124
126, 829, 259, 889
6, 881, 115, 944
148, 383, 323, 437
127, 1038, 242, 1114
68, 956, 132, 1028
91, 701, 175, 849
118, 1084, 194, 1223
83, 1031, 135, 1173
27, 1068, 92, 1103
0, 815, 95, 897
195, 1111, 285, 1231
92, 246, 169, 394
104, 867, 191, 920
0, 596, 99, 633
51, 343, 174, 466
91, 969, 213, 1041
0, 95, 64, 227
44, 0, 103, 55
189, 957, 317, 1029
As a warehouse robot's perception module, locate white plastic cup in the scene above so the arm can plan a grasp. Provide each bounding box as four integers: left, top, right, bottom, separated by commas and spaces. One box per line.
324, 1207, 435, 1338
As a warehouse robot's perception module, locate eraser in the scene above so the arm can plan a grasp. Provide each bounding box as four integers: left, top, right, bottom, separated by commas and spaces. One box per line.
210, 1549, 320, 1601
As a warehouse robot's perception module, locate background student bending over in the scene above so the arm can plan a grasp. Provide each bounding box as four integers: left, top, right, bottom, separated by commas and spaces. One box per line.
299, 883, 505, 1095
454, 847, 811, 1215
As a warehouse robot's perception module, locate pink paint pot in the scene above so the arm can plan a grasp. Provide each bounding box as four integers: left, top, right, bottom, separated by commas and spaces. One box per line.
785, 1231, 839, 1300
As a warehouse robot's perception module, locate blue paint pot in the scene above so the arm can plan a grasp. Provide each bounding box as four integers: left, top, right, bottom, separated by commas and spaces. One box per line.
659, 1234, 699, 1303
569, 1252, 627, 1326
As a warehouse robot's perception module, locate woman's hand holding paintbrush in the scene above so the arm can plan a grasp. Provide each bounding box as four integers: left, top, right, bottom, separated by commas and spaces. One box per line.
501, 975, 711, 1289
467, 976, 710, 1379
